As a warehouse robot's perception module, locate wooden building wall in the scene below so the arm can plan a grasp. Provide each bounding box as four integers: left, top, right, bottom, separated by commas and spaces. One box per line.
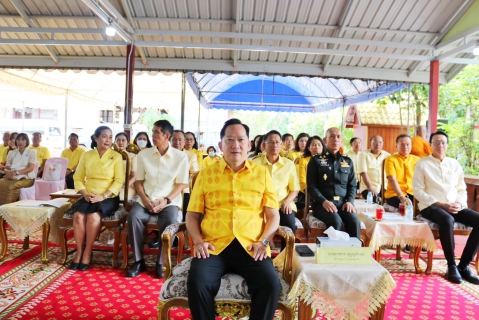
365, 125, 409, 154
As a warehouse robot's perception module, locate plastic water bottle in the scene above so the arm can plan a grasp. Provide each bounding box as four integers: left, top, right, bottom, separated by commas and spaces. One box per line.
366, 191, 373, 205
406, 203, 413, 221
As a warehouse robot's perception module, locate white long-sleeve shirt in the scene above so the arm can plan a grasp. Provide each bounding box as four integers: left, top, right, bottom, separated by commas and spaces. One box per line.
412, 155, 467, 211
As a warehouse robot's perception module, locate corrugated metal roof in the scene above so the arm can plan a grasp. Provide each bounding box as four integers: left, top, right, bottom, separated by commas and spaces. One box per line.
0, 0, 477, 83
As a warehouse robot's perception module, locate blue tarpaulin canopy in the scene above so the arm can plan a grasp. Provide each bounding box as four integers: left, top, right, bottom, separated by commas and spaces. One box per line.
186, 73, 407, 113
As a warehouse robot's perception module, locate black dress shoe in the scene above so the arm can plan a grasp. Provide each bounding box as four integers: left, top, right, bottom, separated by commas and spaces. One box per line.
447, 265, 462, 284
69, 261, 80, 270
156, 264, 164, 279
126, 259, 146, 278
148, 236, 160, 249
78, 253, 93, 271
459, 266, 479, 284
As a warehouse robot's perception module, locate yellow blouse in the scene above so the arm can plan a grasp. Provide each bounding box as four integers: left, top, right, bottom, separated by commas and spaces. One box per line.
203, 155, 220, 168
73, 149, 125, 197
298, 156, 312, 192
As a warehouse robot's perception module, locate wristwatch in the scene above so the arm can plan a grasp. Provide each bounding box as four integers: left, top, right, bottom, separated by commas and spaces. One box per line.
260, 238, 270, 247
165, 197, 171, 204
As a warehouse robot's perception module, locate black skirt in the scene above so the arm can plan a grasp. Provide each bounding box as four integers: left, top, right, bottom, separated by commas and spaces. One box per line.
70, 196, 120, 218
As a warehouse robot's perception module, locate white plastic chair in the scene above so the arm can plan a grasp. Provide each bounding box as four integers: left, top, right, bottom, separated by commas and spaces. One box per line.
34, 157, 68, 200
19, 162, 39, 200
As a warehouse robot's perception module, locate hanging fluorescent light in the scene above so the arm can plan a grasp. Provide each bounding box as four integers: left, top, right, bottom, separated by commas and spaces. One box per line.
106, 25, 116, 37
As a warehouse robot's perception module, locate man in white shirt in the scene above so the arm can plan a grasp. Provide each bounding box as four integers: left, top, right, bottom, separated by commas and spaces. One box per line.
413, 131, 479, 285
357, 135, 390, 202
126, 120, 189, 279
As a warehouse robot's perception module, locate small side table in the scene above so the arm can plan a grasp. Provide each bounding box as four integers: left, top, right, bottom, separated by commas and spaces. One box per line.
289, 244, 396, 320
50, 189, 81, 202
0, 201, 71, 263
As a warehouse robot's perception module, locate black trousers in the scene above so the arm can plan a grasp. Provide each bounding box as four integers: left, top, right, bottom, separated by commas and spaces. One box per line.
421, 205, 479, 268
279, 208, 296, 248
187, 238, 280, 320
361, 189, 383, 204
312, 199, 361, 239
182, 192, 190, 222
385, 194, 414, 208
66, 172, 75, 189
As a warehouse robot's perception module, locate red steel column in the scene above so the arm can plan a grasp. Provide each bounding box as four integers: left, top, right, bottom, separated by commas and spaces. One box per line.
428, 60, 439, 133
124, 44, 135, 139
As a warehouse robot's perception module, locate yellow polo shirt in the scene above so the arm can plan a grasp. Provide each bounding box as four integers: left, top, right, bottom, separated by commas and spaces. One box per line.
203, 155, 220, 168
298, 156, 312, 192
74, 149, 125, 196
60, 147, 85, 170
28, 145, 51, 164
188, 158, 279, 257
0, 145, 8, 163
253, 155, 300, 212
384, 152, 420, 199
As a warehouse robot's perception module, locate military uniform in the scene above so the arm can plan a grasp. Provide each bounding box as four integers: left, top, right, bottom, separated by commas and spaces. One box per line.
306, 150, 361, 238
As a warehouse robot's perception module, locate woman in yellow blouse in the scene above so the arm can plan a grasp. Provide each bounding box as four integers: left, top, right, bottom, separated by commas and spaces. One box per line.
286, 132, 309, 161
70, 126, 125, 271
115, 132, 137, 201
184, 132, 206, 169
295, 136, 325, 211
203, 146, 221, 168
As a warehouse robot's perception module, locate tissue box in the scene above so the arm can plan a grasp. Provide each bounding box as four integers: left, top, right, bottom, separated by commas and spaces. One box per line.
316, 237, 362, 248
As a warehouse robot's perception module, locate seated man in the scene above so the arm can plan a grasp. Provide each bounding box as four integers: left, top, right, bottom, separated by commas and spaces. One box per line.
28, 132, 51, 178
357, 135, 390, 202
410, 125, 432, 158
60, 133, 85, 189
253, 130, 299, 245
126, 120, 189, 279
186, 119, 281, 319
413, 131, 479, 285
384, 134, 419, 208
307, 127, 360, 238
345, 137, 361, 185
0, 131, 10, 165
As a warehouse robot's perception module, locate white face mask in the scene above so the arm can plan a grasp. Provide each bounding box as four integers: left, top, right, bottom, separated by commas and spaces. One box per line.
137, 140, 148, 148
209, 151, 215, 157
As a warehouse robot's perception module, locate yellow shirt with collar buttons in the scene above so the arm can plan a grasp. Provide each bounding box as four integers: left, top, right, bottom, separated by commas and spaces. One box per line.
28, 145, 51, 164
60, 147, 85, 170
384, 152, 420, 199
187, 158, 279, 257
298, 156, 312, 192
73, 148, 125, 196
0, 145, 8, 163
253, 155, 300, 212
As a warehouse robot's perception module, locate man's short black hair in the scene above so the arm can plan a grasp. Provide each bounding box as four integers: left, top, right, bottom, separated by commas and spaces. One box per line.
172, 129, 185, 137
396, 134, 411, 143
153, 120, 174, 136
349, 137, 360, 145
429, 130, 448, 143
68, 133, 79, 139
264, 130, 282, 142
281, 133, 293, 142
220, 118, 249, 139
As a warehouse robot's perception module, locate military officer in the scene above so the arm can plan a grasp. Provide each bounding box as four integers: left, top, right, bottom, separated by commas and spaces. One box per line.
307, 127, 360, 239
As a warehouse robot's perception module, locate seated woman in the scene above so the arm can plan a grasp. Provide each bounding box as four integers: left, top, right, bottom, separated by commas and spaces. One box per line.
296, 136, 325, 211
70, 126, 125, 271
4, 132, 18, 159
133, 132, 152, 150
115, 132, 137, 201
203, 146, 221, 168
184, 132, 206, 169
248, 134, 266, 159
0, 133, 37, 205
287, 132, 309, 161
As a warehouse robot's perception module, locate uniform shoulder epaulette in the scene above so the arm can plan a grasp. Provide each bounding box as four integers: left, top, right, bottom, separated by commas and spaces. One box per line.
343, 154, 350, 159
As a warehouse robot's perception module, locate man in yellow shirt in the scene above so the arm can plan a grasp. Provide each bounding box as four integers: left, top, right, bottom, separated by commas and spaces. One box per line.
28, 132, 51, 178
0, 131, 10, 165
186, 119, 280, 319
411, 125, 432, 158
384, 134, 420, 208
254, 130, 299, 246
345, 137, 361, 184
60, 133, 85, 189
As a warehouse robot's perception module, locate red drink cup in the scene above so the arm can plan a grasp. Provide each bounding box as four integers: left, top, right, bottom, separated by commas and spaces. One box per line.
376, 206, 384, 220
399, 203, 405, 217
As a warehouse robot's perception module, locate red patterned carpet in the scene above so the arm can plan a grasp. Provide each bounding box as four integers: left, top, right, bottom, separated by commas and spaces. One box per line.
1, 230, 479, 319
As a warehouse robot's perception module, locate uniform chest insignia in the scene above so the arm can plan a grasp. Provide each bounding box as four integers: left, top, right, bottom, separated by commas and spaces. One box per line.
323, 174, 327, 180
340, 161, 350, 167
320, 159, 328, 166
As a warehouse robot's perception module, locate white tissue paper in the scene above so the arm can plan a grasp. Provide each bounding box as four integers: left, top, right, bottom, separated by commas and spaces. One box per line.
323, 226, 350, 240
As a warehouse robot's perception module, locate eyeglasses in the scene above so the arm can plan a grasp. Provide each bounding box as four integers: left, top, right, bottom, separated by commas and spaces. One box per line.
266, 141, 282, 145
432, 141, 447, 146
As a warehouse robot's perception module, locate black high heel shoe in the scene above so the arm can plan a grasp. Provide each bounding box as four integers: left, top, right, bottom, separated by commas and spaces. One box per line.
70, 253, 82, 270
78, 253, 93, 271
